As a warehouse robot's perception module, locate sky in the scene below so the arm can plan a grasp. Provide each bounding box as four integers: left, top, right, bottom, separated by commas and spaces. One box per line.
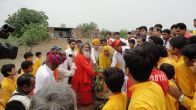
0, 0, 196, 31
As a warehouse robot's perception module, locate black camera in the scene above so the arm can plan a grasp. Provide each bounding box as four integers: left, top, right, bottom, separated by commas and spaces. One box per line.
69, 54, 73, 57
0, 24, 18, 59
0, 24, 15, 39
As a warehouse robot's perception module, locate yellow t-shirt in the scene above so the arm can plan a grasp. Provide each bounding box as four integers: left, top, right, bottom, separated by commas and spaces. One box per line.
128, 81, 166, 110
175, 58, 196, 98
32, 57, 42, 76
167, 51, 183, 63
183, 80, 196, 110
193, 30, 196, 35
102, 93, 127, 110
165, 80, 179, 110
158, 57, 177, 69
1, 77, 17, 103
0, 88, 5, 110
191, 86, 196, 110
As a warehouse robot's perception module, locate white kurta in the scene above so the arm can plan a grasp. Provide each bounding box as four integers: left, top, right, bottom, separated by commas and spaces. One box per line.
34, 64, 55, 93
110, 51, 127, 93
65, 48, 75, 68
91, 48, 100, 64
111, 51, 125, 72
57, 61, 76, 84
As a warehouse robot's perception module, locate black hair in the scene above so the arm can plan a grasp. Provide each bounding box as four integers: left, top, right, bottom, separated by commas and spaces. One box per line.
103, 67, 124, 93
157, 45, 168, 57
142, 42, 160, 66
128, 39, 135, 44
149, 36, 167, 57
36, 52, 42, 57
17, 73, 35, 88
100, 38, 107, 43
136, 36, 146, 42
149, 27, 154, 31
194, 19, 196, 21
21, 61, 33, 70
154, 24, 163, 29
106, 32, 111, 36
160, 63, 175, 79
176, 23, 187, 31
76, 40, 82, 44
149, 36, 163, 45
188, 36, 196, 44
181, 44, 196, 60
23, 52, 33, 59
5, 100, 26, 110
170, 24, 176, 30
114, 32, 120, 35
124, 46, 154, 82
68, 39, 76, 44
154, 27, 162, 33
1, 64, 15, 77
139, 26, 147, 31
169, 36, 187, 49
162, 29, 171, 34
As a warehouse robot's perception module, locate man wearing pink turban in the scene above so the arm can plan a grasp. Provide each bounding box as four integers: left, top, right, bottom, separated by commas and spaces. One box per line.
34, 52, 63, 93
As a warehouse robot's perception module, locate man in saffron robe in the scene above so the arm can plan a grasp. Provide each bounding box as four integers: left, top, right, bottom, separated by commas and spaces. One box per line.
71, 42, 95, 105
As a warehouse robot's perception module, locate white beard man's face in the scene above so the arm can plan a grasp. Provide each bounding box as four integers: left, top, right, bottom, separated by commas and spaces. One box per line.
82, 50, 90, 59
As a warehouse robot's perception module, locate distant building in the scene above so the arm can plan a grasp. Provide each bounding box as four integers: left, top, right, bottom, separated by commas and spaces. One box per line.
48, 27, 73, 38
48, 27, 101, 39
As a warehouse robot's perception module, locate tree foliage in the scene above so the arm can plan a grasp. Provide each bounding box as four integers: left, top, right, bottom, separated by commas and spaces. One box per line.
6, 8, 48, 38
100, 28, 110, 38
5, 8, 49, 46
20, 24, 50, 46
120, 29, 128, 38
78, 22, 98, 33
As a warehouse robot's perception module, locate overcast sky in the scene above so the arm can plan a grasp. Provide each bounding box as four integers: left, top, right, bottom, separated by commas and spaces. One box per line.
0, 0, 196, 31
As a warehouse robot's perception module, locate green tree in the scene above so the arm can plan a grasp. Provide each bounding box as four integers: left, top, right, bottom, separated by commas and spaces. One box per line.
100, 28, 110, 38
77, 22, 98, 38
78, 22, 98, 33
6, 8, 48, 38
20, 24, 50, 47
120, 29, 128, 38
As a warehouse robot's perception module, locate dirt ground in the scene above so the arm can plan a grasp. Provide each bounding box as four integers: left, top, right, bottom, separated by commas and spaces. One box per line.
0, 38, 104, 110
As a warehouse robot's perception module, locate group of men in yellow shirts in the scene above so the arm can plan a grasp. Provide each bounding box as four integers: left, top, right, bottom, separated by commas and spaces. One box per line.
101, 36, 196, 110
0, 52, 42, 109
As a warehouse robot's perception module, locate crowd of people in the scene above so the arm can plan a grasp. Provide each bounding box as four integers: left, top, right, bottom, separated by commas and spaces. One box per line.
0, 19, 196, 110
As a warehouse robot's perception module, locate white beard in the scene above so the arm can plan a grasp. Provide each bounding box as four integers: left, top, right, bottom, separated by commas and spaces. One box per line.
82, 50, 90, 59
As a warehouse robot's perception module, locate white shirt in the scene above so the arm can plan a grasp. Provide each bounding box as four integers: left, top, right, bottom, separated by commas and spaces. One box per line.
120, 38, 126, 43
163, 39, 170, 49
34, 64, 55, 93
65, 48, 75, 68
107, 37, 114, 42
9, 90, 31, 110
111, 51, 126, 72
91, 48, 100, 64
57, 61, 76, 84
146, 35, 150, 42
122, 46, 130, 52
